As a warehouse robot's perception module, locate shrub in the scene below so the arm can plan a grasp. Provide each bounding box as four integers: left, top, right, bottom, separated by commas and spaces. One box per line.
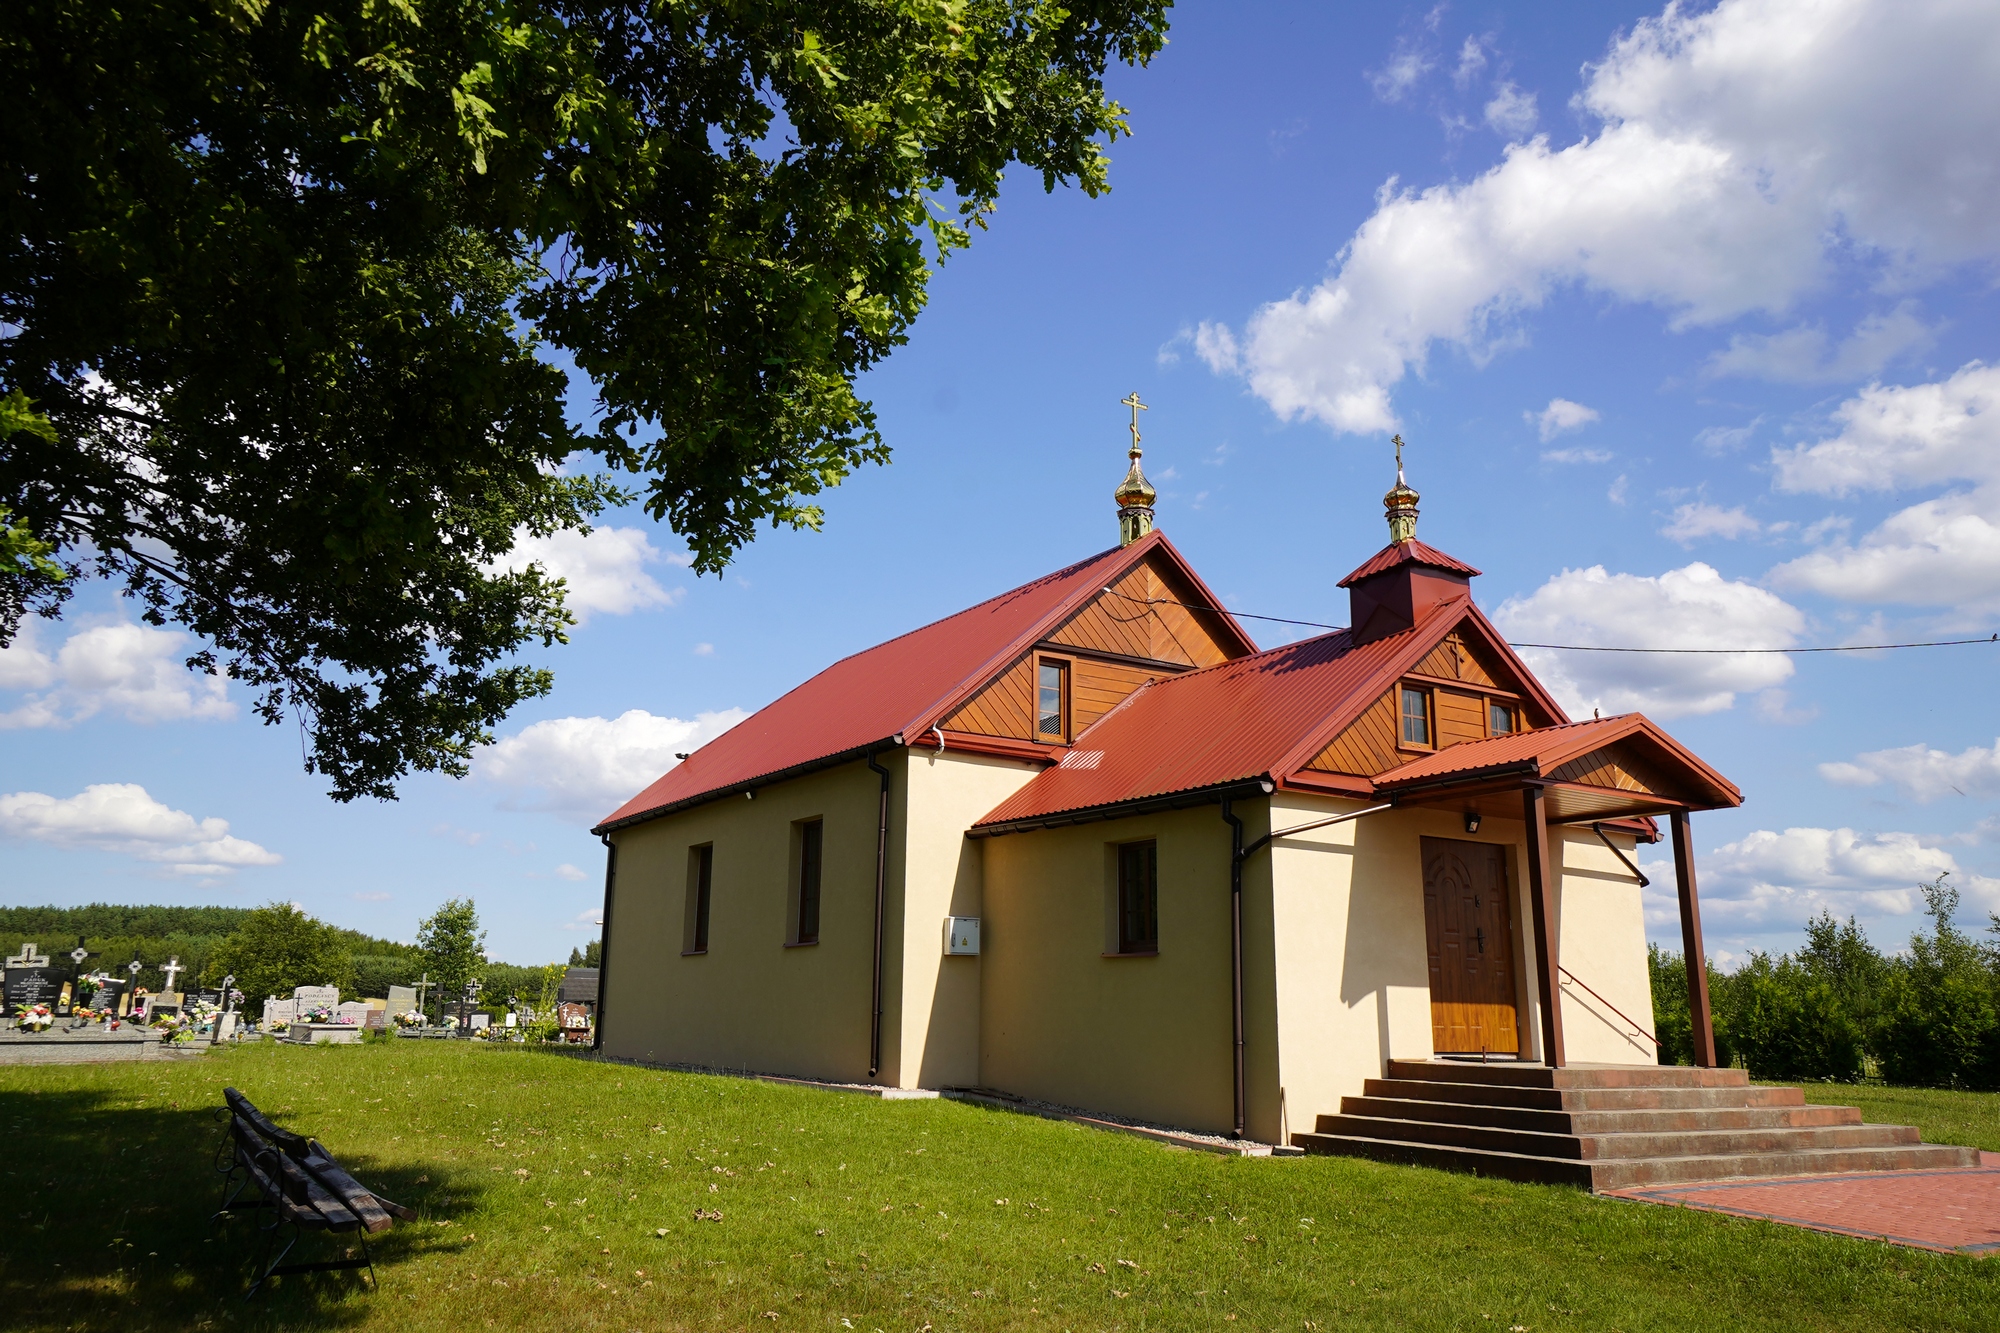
1874, 877, 2000, 1088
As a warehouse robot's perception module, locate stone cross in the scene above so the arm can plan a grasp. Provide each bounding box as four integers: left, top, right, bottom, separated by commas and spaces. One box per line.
413, 972, 432, 1015
5, 943, 50, 970
161, 957, 185, 993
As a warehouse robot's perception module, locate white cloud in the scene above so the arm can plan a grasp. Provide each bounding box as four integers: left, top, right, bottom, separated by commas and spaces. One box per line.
1529, 397, 1600, 441
1542, 447, 1612, 464
553, 863, 588, 882
1201, 0, 2000, 433
0, 783, 280, 877
1484, 82, 1538, 137
1653, 826, 2000, 931
499, 526, 686, 622
1453, 36, 1489, 89
1494, 562, 1804, 717
1369, 43, 1434, 103
1768, 362, 2000, 610
0, 620, 233, 729
1820, 737, 2000, 801
1703, 304, 1935, 384
1661, 502, 1761, 543
476, 707, 750, 822
1695, 421, 1759, 453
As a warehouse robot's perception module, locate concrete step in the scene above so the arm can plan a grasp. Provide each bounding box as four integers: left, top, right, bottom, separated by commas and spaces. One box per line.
1290, 1131, 1596, 1188
1363, 1078, 1565, 1110
1314, 1113, 1584, 1159
1580, 1123, 1919, 1160
1383, 1060, 1750, 1090
1591, 1142, 1981, 1191
1338, 1096, 1863, 1136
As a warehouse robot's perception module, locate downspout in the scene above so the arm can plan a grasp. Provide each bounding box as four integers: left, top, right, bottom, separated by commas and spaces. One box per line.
594, 832, 617, 1053
866, 751, 893, 1080
1219, 798, 1248, 1140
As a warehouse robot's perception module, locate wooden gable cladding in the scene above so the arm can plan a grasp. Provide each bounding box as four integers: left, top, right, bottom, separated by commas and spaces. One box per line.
1414, 631, 1498, 689
1044, 553, 1236, 669
1308, 689, 1401, 775
1549, 741, 1671, 797
942, 651, 1180, 741
942, 653, 1035, 739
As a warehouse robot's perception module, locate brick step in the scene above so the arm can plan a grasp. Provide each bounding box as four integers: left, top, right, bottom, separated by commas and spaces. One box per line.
1339, 1095, 1862, 1135
1591, 1142, 1981, 1191
1313, 1113, 1584, 1159
1363, 1077, 1784, 1112
1383, 1060, 1750, 1091
1581, 1123, 1919, 1160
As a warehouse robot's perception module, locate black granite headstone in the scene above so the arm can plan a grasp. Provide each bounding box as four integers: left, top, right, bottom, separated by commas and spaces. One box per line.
3, 967, 63, 1016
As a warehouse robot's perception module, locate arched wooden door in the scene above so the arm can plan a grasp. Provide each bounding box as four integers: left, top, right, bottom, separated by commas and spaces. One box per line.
1420, 837, 1521, 1056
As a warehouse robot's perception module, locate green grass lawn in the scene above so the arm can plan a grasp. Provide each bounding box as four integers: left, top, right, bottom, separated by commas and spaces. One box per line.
4, 1041, 1997, 1332
1793, 1082, 2000, 1154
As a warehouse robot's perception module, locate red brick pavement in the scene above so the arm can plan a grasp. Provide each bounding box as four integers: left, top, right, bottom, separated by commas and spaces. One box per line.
1606, 1153, 2000, 1255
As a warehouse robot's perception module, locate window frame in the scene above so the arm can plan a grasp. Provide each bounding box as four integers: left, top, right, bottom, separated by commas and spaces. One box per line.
1398, 684, 1435, 749
1035, 654, 1071, 744
791, 818, 823, 946
683, 843, 714, 955
1488, 699, 1517, 736
1115, 839, 1160, 956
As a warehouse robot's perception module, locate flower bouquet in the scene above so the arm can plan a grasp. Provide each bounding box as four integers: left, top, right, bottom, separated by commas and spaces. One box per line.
300, 1004, 335, 1025
393, 1009, 425, 1030
16, 1004, 54, 1033
155, 1012, 197, 1045
267, 1018, 291, 1034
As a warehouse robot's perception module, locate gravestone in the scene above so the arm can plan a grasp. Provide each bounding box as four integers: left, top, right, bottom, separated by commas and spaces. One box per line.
214, 1012, 238, 1043
292, 985, 339, 1010
263, 997, 298, 1029
3, 943, 64, 1017
196, 990, 221, 1009
88, 976, 128, 1016
469, 1012, 490, 1031
334, 1001, 372, 1026
384, 985, 417, 1019
362, 1009, 386, 1031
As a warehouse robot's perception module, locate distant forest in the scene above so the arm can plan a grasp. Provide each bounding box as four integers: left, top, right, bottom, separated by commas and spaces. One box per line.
0, 903, 417, 995
0, 904, 577, 1005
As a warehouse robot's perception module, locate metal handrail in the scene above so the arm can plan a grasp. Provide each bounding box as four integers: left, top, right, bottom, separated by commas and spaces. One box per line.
1557, 965, 1660, 1047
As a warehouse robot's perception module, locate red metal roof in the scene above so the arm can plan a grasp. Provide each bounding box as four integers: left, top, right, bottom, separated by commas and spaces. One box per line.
1337, 539, 1483, 587
972, 601, 1469, 832
593, 532, 1255, 832
1374, 714, 1742, 807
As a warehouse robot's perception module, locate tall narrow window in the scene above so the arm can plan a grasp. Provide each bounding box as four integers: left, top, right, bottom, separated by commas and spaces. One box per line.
1037, 659, 1069, 741
1488, 700, 1516, 735
796, 820, 823, 945
686, 844, 713, 954
1400, 686, 1433, 747
1117, 841, 1158, 954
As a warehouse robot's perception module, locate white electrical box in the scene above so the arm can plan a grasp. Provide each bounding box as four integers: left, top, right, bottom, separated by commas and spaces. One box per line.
945, 916, 981, 956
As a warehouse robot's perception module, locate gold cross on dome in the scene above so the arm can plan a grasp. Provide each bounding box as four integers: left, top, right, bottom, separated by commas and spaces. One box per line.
1392, 433, 1404, 476
1120, 391, 1148, 451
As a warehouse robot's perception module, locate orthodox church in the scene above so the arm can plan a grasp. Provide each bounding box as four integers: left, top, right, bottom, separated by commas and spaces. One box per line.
590, 412, 1747, 1159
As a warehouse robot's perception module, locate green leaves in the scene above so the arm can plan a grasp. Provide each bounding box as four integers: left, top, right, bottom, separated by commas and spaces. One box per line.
2, 0, 1171, 795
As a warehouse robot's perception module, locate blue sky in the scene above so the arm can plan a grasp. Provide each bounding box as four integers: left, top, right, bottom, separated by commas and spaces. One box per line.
5, 0, 1998, 967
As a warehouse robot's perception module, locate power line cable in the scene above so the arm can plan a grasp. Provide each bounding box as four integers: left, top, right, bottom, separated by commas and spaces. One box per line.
1099, 587, 1999, 655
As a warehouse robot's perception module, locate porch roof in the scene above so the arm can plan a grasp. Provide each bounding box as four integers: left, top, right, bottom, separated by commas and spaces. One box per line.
1372, 713, 1742, 824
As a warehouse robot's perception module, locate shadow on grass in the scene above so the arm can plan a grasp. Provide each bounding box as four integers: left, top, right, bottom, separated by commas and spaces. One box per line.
0, 1084, 480, 1331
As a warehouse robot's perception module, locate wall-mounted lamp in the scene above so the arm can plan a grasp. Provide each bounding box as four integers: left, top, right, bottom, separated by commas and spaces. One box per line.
1463, 810, 1482, 834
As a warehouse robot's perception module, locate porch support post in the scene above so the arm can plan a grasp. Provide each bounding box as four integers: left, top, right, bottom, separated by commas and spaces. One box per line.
1521, 786, 1565, 1069
1670, 811, 1717, 1067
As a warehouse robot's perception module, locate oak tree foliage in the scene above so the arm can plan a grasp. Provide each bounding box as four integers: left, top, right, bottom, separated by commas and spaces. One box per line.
0, 0, 1170, 798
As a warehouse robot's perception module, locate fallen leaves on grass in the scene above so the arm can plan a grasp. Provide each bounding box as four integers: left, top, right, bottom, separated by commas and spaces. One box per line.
693, 1208, 724, 1222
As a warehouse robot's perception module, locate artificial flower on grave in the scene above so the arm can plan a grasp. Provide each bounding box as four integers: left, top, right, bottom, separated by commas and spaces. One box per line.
190, 999, 222, 1034
71, 1007, 100, 1025
18, 1004, 55, 1033
300, 1005, 335, 1025
155, 1012, 197, 1045
267, 1018, 290, 1034
393, 1010, 426, 1029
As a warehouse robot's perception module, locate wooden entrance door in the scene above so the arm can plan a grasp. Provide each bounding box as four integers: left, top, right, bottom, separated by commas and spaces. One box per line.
1421, 837, 1520, 1055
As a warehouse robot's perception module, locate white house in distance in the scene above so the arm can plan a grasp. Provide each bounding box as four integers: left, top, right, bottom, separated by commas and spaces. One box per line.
587, 420, 1974, 1189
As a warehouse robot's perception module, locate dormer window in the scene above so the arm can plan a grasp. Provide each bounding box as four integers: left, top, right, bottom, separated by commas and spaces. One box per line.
1400, 685, 1433, 747
1489, 700, 1516, 735
1037, 658, 1069, 741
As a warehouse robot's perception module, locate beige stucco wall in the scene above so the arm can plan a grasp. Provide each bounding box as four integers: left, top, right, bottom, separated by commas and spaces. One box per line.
600, 759, 891, 1081
1550, 826, 1657, 1064
895, 749, 1041, 1090
978, 803, 1246, 1136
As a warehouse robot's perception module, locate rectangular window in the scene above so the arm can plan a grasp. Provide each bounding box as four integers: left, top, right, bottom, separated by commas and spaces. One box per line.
1117, 841, 1158, 954
1400, 686, 1433, 747
796, 820, 823, 945
1489, 700, 1516, 735
685, 844, 713, 954
1037, 659, 1069, 741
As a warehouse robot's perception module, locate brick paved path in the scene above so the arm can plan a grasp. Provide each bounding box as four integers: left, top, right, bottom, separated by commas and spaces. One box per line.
1607, 1153, 2000, 1255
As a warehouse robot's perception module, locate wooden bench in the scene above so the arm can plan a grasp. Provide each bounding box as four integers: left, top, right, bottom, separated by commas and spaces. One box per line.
211, 1086, 414, 1296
